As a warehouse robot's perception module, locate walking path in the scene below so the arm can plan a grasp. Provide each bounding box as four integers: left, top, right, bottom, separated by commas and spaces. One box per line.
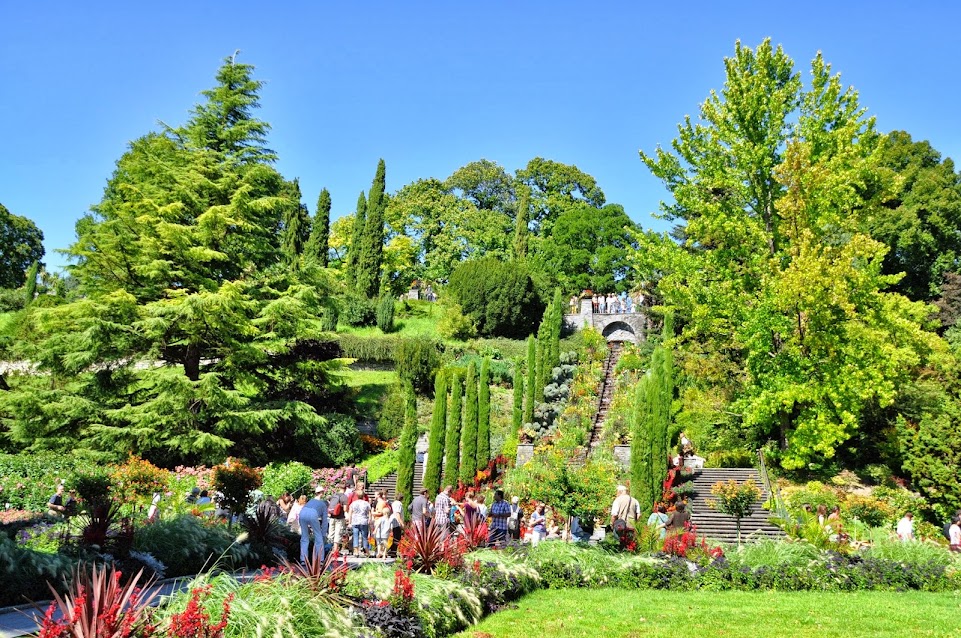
587, 341, 622, 451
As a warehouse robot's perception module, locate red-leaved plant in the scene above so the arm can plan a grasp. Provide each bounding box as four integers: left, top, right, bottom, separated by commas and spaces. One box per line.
460, 512, 489, 550
166, 585, 233, 638
278, 550, 350, 603
398, 519, 447, 574
390, 569, 415, 613
36, 564, 160, 638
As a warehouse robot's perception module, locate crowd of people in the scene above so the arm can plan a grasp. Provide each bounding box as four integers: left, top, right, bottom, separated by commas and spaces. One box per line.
570, 291, 644, 315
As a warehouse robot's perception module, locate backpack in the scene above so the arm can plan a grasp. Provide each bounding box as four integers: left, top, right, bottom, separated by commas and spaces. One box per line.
329, 495, 344, 517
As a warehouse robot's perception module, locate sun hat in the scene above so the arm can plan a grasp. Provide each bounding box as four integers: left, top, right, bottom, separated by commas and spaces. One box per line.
314, 485, 324, 493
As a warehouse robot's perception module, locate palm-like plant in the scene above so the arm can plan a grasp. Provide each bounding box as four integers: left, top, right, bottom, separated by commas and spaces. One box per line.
398, 519, 447, 574
277, 550, 351, 606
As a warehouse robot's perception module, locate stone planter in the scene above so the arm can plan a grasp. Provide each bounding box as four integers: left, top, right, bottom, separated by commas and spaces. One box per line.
515, 444, 534, 467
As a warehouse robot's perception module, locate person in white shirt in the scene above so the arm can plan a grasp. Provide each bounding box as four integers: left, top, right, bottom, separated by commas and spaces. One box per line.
896, 512, 914, 542
949, 516, 961, 553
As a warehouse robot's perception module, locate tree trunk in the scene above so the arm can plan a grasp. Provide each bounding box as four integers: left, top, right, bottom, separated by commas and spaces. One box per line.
184, 342, 201, 382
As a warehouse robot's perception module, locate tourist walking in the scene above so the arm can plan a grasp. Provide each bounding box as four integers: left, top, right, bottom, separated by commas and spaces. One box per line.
508, 496, 523, 541
610, 485, 640, 528
349, 492, 372, 557
647, 504, 669, 539
664, 502, 691, 536
488, 490, 511, 547
299, 486, 329, 565
389, 497, 404, 556
529, 502, 547, 546
288, 495, 307, 532
327, 485, 347, 549
411, 488, 431, 527
435, 486, 453, 535
948, 515, 961, 553
896, 512, 914, 542
373, 491, 392, 559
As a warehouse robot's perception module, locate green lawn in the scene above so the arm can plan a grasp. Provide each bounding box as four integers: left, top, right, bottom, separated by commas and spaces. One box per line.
341, 365, 396, 417
452, 588, 961, 638
337, 299, 443, 338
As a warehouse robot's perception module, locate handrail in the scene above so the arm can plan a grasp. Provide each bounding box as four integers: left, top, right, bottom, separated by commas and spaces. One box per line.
756, 447, 787, 521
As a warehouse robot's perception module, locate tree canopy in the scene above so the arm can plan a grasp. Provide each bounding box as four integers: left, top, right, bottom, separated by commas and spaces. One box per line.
0, 203, 44, 289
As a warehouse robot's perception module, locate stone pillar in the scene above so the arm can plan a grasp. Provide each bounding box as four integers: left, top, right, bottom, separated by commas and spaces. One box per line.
515, 444, 535, 467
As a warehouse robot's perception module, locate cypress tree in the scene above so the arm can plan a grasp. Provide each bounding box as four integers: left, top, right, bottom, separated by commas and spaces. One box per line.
424, 369, 448, 497
524, 335, 536, 424
534, 338, 545, 403
23, 260, 39, 307
356, 159, 386, 298
512, 361, 524, 434
305, 187, 331, 266
461, 361, 478, 485
280, 179, 311, 264
631, 373, 655, 511
443, 371, 463, 487
477, 357, 491, 467
549, 288, 563, 370
396, 381, 418, 512
347, 191, 366, 288
514, 184, 529, 259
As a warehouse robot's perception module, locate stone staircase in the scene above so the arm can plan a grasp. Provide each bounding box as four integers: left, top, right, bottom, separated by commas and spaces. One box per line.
683, 467, 784, 545
588, 341, 622, 450
365, 462, 424, 501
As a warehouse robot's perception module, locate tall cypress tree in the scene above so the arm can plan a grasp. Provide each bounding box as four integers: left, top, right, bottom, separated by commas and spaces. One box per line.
424, 369, 448, 497
524, 335, 536, 424
512, 361, 524, 434
280, 179, 311, 264
549, 288, 563, 371
305, 187, 331, 266
356, 159, 386, 298
396, 381, 418, 512
514, 184, 530, 259
347, 191, 366, 289
461, 361, 479, 485
477, 357, 491, 468
23, 260, 39, 307
631, 373, 655, 510
443, 371, 463, 487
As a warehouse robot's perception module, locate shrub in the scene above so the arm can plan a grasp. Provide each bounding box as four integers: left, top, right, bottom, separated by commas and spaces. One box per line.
261, 462, 314, 499
211, 459, 262, 521
317, 413, 363, 468
0, 534, 76, 606
843, 494, 895, 528
341, 292, 377, 327
705, 449, 755, 468
111, 456, 168, 508
376, 295, 396, 333
447, 257, 544, 339
0, 288, 25, 312
319, 302, 339, 332
336, 334, 398, 362
132, 516, 254, 577
395, 337, 441, 395
782, 481, 841, 513
73, 468, 113, 508
378, 384, 407, 440
438, 302, 477, 340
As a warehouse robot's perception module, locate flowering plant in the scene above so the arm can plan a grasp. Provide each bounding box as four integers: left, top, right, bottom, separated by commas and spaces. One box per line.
166, 585, 233, 638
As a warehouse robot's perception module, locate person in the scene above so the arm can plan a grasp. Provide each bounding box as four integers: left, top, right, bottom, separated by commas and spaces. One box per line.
647, 504, 669, 539
277, 493, 294, 517
827, 505, 841, 524
591, 294, 599, 313
349, 491, 372, 557
257, 495, 282, 522
373, 491, 392, 559
896, 512, 914, 542
569, 295, 578, 314
476, 494, 488, 521
389, 496, 405, 556
196, 489, 213, 514
664, 502, 691, 536
185, 487, 201, 504
435, 486, 453, 535
610, 485, 639, 528
816, 504, 828, 526
288, 494, 307, 532
327, 485, 347, 550
508, 496, 523, 541
463, 490, 478, 525
949, 516, 961, 553
411, 489, 431, 527
48, 484, 67, 518
345, 465, 358, 489
679, 432, 692, 456
529, 502, 547, 546
599, 294, 607, 314
488, 490, 511, 547
299, 486, 329, 565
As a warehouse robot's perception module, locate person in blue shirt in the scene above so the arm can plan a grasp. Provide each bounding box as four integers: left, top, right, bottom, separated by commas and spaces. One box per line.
300, 485, 329, 565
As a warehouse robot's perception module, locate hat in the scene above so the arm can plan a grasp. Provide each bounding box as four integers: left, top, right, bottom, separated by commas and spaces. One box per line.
511, 496, 519, 504
616, 485, 628, 492
314, 485, 324, 494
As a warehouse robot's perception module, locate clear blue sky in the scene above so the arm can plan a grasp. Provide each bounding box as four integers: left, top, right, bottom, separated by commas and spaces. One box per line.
3, 1, 959, 271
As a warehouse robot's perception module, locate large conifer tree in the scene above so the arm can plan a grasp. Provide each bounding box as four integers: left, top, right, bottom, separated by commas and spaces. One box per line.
356, 159, 386, 297
280, 178, 311, 263
461, 361, 478, 484
305, 187, 331, 266
443, 371, 463, 487
396, 381, 418, 512
477, 357, 491, 467
424, 369, 448, 498
347, 191, 366, 289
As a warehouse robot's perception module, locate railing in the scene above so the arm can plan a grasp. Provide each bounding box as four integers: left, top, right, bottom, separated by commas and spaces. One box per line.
756, 446, 788, 521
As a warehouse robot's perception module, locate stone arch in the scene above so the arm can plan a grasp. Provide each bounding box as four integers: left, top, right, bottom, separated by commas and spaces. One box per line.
601, 320, 637, 343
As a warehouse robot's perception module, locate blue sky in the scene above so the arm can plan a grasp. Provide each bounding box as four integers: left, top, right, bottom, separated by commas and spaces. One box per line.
3, 1, 959, 271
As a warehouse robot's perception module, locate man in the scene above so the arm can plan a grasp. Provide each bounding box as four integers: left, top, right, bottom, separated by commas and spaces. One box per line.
47, 484, 67, 518
434, 485, 453, 534
411, 489, 431, 527
896, 512, 914, 542
508, 496, 522, 541
665, 502, 691, 536
327, 483, 347, 550
257, 494, 282, 522
300, 486, 330, 565
610, 485, 639, 529
488, 490, 512, 547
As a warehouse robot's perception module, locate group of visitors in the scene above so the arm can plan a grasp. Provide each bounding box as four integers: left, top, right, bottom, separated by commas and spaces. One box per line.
411, 486, 524, 547
570, 292, 642, 315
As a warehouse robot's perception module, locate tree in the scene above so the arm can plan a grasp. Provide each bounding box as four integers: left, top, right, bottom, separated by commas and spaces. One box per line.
424, 370, 448, 498
396, 381, 418, 512
447, 257, 543, 338
636, 40, 943, 469
460, 361, 478, 484
347, 191, 367, 288
443, 372, 463, 487
356, 159, 386, 298
477, 357, 491, 467
708, 479, 761, 545
524, 335, 536, 425
515, 157, 605, 235
305, 188, 331, 266
512, 362, 524, 436
444, 159, 515, 214
865, 131, 961, 303
280, 179, 311, 263
0, 203, 44, 289
514, 184, 530, 260
23, 261, 39, 307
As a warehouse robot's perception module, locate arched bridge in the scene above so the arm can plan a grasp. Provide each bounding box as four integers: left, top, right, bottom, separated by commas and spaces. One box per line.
564, 300, 647, 344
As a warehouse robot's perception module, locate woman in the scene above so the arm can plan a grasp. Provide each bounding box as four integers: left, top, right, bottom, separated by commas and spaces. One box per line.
277, 493, 293, 517
463, 490, 478, 525
816, 504, 828, 526
287, 495, 307, 532
388, 497, 405, 557
349, 492, 372, 557
529, 502, 547, 546
373, 491, 392, 559
647, 504, 669, 539
949, 516, 961, 552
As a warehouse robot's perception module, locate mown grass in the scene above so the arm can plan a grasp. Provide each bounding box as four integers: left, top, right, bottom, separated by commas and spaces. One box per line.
340, 365, 395, 417
337, 299, 443, 338
452, 588, 961, 638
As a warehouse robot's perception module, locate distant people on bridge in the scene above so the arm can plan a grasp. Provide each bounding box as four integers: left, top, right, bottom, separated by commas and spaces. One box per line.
574, 291, 645, 314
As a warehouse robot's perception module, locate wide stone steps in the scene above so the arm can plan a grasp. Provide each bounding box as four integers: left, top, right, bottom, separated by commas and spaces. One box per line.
365, 462, 424, 501
681, 467, 784, 545
588, 341, 622, 450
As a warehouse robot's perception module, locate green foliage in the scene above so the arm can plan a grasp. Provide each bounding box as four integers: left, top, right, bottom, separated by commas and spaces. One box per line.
261, 461, 314, 499
0, 452, 84, 510
23, 260, 39, 307
396, 382, 418, 512
336, 334, 398, 362
395, 336, 441, 395
705, 449, 756, 468
443, 372, 463, 487
424, 370, 448, 497
361, 448, 399, 484
461, 361, 479, 484
375, 294, 395, 333
898, 404, 961, 520
280, 179, 311, 263
447, 256, 544, 338
211, 459, 262, 519
477, 357, 491, 467
377, 383, 406, 441
341, 290, 377, 327
73, 468, 112, 507
524, 335, 536, 425
512, 362, 524, 436
132, 516, 255, 577
356, 159, 386, 298
708, 479, 761, 542
0, 202, 44, 289
0, 535, 75, 606
437, 301, 477, 340
347, 190, 367, 288
305, 187, 331, 267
